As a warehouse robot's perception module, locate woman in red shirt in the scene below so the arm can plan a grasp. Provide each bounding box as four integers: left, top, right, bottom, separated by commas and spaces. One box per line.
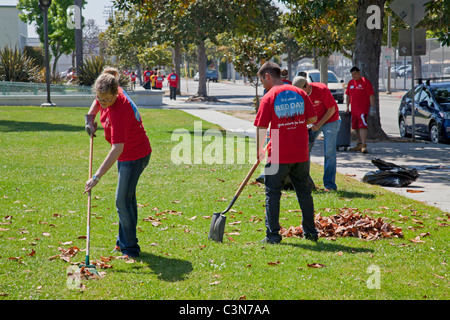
154, 71, 164, 90
84, 68, 151, 258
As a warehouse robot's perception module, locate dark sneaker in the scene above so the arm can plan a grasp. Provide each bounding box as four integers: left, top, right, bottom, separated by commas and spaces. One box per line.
305, 234, 319, 242
260, 237, 281, 245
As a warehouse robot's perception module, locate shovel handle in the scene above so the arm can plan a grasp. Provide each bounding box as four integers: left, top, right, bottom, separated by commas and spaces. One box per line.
222, 141, 271, 213
86, 134, 94, 262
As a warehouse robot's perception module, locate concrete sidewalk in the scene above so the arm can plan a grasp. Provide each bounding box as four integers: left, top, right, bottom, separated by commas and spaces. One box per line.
163, 98, 450, 213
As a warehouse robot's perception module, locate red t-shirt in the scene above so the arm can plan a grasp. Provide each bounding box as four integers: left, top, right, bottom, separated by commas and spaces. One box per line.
98, 90, 151, 162
345, 77, 374, 115
254, 84, 316, 164
155, 75, 164, 88
143, 70, 152, 82
308, 82, 339, 124
167, 73, 179, 87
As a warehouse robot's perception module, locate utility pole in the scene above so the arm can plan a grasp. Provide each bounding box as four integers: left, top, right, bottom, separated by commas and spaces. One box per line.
74, 0, 83, 76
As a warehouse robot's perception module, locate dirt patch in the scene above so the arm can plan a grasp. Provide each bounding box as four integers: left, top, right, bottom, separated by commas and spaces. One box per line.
220, 110, 257, 122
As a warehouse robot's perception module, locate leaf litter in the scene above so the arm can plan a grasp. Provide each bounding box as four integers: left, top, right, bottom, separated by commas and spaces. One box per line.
281, 207, 404, 240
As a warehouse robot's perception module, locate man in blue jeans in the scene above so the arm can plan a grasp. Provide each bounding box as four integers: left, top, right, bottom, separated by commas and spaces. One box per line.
254, 62, 318, 244
293, 76, 341, 191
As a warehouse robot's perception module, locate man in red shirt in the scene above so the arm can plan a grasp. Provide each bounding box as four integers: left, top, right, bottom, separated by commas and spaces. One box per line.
345, 66, 375, 153
143, 67, 152, 89
254, 61, 318, 243
293, 76, 340, 191
167, 69, 179, 100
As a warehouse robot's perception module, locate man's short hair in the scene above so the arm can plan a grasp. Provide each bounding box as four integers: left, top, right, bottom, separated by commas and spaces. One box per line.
292, 76, 308, 89
258, 61, 281, 79
350, 66, 360, 73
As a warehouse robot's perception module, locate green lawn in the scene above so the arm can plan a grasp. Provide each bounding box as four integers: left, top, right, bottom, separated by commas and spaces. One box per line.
0, 106, 448, 300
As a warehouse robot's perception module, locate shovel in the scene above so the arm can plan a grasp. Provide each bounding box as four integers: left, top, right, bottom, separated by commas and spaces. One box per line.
79, 133, 99, 276
208, 141, 270, 242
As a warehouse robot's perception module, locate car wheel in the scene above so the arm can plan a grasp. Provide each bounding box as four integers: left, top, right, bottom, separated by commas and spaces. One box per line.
399, 118, 411, 138
429, 122, 440, 143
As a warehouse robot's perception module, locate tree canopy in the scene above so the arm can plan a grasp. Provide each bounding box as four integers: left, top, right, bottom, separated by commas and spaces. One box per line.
17, 0, 87, 77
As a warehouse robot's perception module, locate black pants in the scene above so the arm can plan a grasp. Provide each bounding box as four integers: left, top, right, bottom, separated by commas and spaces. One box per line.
264, 161, 316, 242
169, 86, 177, 100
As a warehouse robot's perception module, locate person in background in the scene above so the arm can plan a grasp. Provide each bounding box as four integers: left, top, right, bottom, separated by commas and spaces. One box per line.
167, 69, 179, 100
130, 71, 137, 90
84, 67, 151, 258
143, 67, 152, 87
154, 71, 164, 90
281, 69, 292, 85
345, 66, 375, 154
150, 69, 158, 90
293, 76, 340, 191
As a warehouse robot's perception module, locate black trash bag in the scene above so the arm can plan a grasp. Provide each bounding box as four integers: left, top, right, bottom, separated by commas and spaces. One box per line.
362, 158, 420, 188
143, 81, 151, 90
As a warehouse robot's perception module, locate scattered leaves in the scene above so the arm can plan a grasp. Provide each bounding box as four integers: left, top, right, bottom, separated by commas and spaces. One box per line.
307, 263, 326, 268
281, 208, 403, 240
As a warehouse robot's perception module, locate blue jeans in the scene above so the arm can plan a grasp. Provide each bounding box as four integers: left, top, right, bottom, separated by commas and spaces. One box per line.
264, 162, 317, 243
115, 154, 150, 257
309, 120, 340, 190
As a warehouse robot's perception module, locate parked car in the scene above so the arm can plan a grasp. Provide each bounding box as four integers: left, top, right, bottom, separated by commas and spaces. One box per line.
193, 70, 219, 82
296, 69, 344, 103
398, 65, 412, 78
391, 65, 409, 77
398, 80, 450, 143
443, 66, 450, 75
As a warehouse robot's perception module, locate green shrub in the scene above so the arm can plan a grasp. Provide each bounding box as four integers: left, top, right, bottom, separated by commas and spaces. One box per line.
0, 46, 39, 82
78, 55, 107, 86
78, 55, 130, 89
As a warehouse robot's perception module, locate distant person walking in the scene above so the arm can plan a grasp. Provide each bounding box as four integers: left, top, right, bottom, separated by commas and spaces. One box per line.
143, 67, 152, 88
84, 68, 151, 258
345, 66, 375, 153
167, 69, 179, 100
254, 61, 318, 244
130, 71, 137, 90
293, 76, 340, 191
154, 71, 164, 90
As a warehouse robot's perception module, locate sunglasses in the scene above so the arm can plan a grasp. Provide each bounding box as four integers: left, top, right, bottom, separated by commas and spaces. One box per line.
96, 94, 114, 104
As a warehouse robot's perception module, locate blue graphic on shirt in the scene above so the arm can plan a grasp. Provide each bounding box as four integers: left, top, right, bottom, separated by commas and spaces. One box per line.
274, 90, 305, 119
122, 89, 141, 122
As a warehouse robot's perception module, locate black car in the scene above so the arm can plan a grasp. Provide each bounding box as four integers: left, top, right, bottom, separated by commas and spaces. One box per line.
398, 80, 450, 143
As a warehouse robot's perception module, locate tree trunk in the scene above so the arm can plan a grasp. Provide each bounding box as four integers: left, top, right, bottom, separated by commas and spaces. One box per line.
172, 41, 182, 95
354, 0, 388, 141
319, 56, 328, 84
197, 38, 207, 97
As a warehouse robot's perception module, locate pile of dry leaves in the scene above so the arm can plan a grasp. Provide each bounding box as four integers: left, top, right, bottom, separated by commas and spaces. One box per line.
281, 208, 404, 240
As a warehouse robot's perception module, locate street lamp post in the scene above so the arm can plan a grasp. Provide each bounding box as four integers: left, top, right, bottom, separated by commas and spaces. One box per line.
39, 0, 55, 107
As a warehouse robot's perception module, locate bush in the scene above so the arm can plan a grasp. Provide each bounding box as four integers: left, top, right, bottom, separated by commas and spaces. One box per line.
78, 56, 130, 89
0, 46, 39, 82
78, 55, 107, 86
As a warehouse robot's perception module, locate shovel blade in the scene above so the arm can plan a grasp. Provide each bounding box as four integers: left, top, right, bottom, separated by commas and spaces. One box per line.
208, 213, 226, 242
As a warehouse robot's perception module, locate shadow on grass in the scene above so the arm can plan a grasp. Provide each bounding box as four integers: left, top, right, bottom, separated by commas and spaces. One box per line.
335, 190, 376, 199
126, 252, 194, 282
283, 240, 374, 254
0, 120, 83, 132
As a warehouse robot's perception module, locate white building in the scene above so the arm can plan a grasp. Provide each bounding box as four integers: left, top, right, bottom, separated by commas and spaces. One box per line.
0, 4, 27, 50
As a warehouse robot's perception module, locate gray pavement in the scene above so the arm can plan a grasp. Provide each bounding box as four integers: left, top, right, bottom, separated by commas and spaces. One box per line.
145, 87, 450, 213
